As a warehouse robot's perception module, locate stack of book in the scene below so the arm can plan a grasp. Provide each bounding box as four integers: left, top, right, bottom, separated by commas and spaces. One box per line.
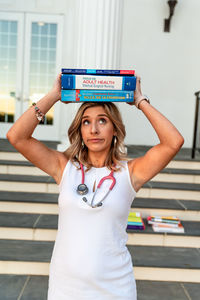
127, 212, 145, 230
61, 68, 136, 103
147, 215, 185, 233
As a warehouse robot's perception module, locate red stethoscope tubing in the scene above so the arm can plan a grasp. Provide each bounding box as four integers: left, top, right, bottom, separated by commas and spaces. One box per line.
80, 163, 116, 190
80, 163, 85, 184
97, 171, 116, 190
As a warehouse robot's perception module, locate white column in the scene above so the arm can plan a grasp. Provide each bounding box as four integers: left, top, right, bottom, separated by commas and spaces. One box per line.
57, 0, 124, 151
76, 0, 124, 69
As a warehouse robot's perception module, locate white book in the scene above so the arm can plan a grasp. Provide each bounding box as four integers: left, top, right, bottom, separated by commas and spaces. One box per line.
152, 224, 185, 234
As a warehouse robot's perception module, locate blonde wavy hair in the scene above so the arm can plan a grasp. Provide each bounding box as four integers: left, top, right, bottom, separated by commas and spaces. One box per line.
64, 102, 129, 171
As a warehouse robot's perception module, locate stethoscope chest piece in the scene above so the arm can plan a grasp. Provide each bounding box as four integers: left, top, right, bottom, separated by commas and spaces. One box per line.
77, 183, 88, 195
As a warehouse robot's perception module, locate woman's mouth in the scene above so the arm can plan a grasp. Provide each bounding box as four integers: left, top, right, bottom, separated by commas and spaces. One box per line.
87, 138, 104, 143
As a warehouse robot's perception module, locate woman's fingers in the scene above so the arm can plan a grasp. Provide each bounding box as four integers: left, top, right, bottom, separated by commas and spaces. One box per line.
134, 74, 143, 100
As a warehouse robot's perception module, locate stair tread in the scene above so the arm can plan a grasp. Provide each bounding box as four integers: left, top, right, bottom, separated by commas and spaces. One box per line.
0, 239, 200, 269
0, 174, 55, 183
0, 239, 53, 262
162, 168, 200, 175
128, 245, 200, 269
0, 159, 33, 166
0, 275, 199, 300
127, 145, 200, 162
1, 191, 200, 211
132, 198, 200, 211
0, 212, 200, 236
136, 280, 200, 300
0, 191, 58, 203
0, 212, 58, 229
145, 181, 200, 191
0, 139, 59, 152
0, 274, 48, 300
1, 159, 200, 174
1, 174, 200, 191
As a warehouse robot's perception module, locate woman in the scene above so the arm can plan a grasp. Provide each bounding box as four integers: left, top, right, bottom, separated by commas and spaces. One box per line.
7, 73, 184, 300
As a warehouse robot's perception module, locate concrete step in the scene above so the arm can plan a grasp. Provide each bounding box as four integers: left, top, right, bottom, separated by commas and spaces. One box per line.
1, 191, 200, 220
1, 153, 200, 168
0, 161, 47, 176
0, 139, 59, 152
0, 212, 200, 248
132, 197, 200, 221
0, 239, 200, 282
1, 157, 200, 176
1, 160, 200, 184
0, 275, 199, 300
0, 152, 28, 161
1, 173, 200, 200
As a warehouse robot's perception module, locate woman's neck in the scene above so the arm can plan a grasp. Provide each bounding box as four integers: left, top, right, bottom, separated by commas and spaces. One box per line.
88, 151, 108, 168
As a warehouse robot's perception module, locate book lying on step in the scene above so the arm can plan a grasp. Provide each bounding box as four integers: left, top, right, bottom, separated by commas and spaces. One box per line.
61, 89, 134, 103
61, 74, 136, 91
62, 68, 135, 76
147, 216, 180, 226
152, 223, 185, 233
147, 215, 185, 233
127, 212, 145, 230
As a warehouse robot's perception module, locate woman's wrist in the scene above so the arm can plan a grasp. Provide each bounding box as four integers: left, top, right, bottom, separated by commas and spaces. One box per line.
138, 98, 150, 110
135, 95, 150, 109
48, 89, 61, 104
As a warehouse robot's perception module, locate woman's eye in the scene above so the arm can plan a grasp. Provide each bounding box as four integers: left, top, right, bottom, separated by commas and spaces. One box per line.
99, 118, 106, 124
82, 120, 89, 125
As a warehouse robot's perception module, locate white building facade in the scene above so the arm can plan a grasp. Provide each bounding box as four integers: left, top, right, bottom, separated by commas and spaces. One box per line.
0, 0, 199, 149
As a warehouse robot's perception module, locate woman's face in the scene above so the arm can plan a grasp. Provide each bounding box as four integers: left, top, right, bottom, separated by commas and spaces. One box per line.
81, 106, 116, 154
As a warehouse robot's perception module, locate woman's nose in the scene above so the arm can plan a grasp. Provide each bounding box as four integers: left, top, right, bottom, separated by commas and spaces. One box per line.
91, 121, 99, 134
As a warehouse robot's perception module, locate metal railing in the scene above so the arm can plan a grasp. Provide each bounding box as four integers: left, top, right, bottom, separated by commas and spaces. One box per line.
192, 91, 200, 158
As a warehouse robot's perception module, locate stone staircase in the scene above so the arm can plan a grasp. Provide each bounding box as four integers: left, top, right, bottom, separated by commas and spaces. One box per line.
0, 140, 200, 300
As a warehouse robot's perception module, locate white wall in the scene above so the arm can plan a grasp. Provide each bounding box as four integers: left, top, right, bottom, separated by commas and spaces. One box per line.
120, 0, 200, 147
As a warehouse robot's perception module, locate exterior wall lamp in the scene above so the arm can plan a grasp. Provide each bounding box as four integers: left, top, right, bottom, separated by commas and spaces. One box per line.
164, 0, 178, 32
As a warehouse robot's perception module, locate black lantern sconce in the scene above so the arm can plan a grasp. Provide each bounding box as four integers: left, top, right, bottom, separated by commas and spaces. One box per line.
164, 0, 178, 32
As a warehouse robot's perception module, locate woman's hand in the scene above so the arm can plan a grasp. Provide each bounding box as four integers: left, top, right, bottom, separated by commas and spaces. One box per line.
127, 74, 143, 107
49, 72, 62, 102
50, 72, 72, 104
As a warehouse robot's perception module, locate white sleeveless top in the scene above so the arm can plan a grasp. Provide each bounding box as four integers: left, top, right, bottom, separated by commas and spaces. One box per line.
47, 160, 137, 300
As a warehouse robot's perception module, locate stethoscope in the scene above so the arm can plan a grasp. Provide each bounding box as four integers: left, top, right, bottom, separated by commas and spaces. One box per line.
76, 163, 116, 208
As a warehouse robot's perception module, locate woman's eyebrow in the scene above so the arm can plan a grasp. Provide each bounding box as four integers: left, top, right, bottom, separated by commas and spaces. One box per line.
82, 113, 108, 119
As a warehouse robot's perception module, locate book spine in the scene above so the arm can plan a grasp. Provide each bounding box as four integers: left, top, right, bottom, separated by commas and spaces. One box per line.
149, 216, 180, 221
147, 216, 180, 224
152, 225, 184, 233
127, 224, 145, 230
149, 222, 179, 228
61, 74, 136, 91
61, 90, 134, 102
61, 68, 135, 76
128, 221, 143, 226
147, 220, 180, 227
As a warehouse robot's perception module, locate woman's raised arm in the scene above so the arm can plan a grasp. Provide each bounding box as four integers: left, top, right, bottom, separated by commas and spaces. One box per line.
128, 76, 184, 192
6, 73, 68, 184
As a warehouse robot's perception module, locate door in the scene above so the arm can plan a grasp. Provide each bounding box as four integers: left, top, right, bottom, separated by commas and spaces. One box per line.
0, 12, 63, 141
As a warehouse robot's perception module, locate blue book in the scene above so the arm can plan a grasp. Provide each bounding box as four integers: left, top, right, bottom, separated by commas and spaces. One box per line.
128, 221, 144, 226
61, 68, 135, 76
61, 74, 136, 91
61, 89, 134, 102
127, 224, 144, 230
